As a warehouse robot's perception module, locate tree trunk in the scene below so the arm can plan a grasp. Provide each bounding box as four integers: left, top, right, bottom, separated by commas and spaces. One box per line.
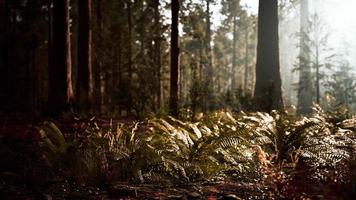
243, 23, 249, 96
169, 0, 179, 117
297, 0, 313, 114
127, 0, 133, 113
0, 0, 8, 111
76, 0, 93, 110
48, 0, 74, 115
204, 0, 214, 110
231, 15, 237, 93
154, 0, 162, 111
254, 0, 283, 112
93, 0, 103, 113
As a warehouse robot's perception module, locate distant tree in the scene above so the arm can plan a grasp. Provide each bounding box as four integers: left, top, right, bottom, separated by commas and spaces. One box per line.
308, 14, 334, 104
296, 13, 335, 107
254, 0, 283, 112
203, 0, 214, 111
48, 0, 74, 115
221, 0, 241, 93
325, 62, 356, 113
170, 0, 179, 117
297, 0, 313, 114
76, 0, 93, 110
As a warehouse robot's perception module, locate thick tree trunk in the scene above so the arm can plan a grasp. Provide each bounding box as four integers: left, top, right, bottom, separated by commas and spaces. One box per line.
297, 0, 313, 114
0, 0, 8, 111
169, 0, 179, 117
76, 0, 93, 110
48, 0, 74, 115
254, 0, 283, 112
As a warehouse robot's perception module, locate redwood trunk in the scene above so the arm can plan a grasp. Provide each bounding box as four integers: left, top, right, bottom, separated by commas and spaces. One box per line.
77, 0, 93, 109
48, 0, 73, 115
254, 0, 283, 112
169, 0, 179, 117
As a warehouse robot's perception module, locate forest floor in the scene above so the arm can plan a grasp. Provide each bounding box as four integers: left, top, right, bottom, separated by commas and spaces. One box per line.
0, 113, 355, 199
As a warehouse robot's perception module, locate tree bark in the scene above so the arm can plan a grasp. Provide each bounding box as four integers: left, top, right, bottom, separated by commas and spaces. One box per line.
244, 22, 249, 96
127, 0, 133, 113
204, 0, 214, 110
297, 0, 313, 114
231, 15, 238, 93
154, 0, 162, 111
48, 0, 74, 115
76, 0, 93, 110
169, 0, 179, 117
254, 0, 283, 112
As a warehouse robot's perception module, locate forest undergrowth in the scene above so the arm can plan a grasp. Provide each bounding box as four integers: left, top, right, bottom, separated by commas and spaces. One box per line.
0, 106, 355, 199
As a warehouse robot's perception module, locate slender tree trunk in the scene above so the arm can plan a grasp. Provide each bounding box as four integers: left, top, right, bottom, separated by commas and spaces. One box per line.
154, 0, 162, 111
127, 0, 133, 113
297, 0, 313, 114
169, 0, 179, 117
48, 0, 74, 115
204, 0, 214, 110
76, 0, 93, 110
254, 0, 283, 112
231, 15, 238, 93
244, 23, 249, 96
93, 0, 103, 113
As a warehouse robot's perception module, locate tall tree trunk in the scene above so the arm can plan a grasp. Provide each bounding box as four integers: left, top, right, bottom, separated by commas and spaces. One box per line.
297, 0, 313, 114
48, 0, 74, 115
231, 15, 237, 93
76, 0, 93, 111
0, 0, 8, 111
93, 0, 103, 113
254, 0, 283, 112
204, 0, 214, 110
127, 0, 133, 113
243, 23, 249, 96
169, 0, 179, 117
154, 0, 162, 111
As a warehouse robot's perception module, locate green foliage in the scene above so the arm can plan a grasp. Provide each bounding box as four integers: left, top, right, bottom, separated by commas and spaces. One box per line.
34, 109, 355, 187
1, 108, 354, 198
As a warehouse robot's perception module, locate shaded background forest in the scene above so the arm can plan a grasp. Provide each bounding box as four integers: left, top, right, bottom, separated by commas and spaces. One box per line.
0, 0, 355, 117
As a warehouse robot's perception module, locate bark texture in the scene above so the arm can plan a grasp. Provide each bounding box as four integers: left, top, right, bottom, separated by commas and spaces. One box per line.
254, 0, 283, 112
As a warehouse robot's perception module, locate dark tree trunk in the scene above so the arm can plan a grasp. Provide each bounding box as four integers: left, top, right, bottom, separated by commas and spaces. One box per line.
254, 0, 283, 112
0, 0, 8, 111
48, 0, 74, 115
297, 0, 313, 114
154, 0, 162, 111
127, 0, 133, 113
76, 0, 93, 110
169, 0, 179, 117
93, 0, 103, 113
